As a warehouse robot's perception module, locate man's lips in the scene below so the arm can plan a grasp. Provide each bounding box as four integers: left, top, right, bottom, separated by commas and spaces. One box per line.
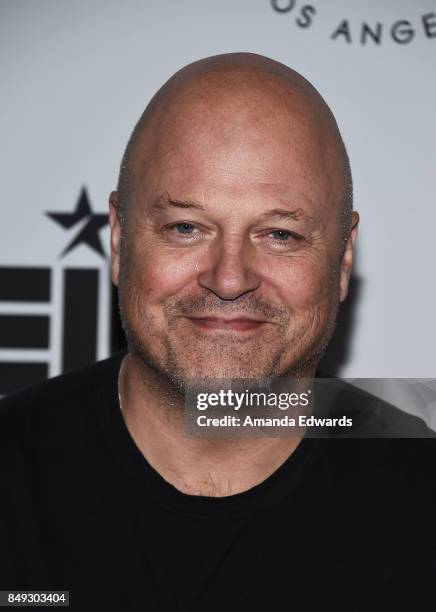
185, 316, 270, 332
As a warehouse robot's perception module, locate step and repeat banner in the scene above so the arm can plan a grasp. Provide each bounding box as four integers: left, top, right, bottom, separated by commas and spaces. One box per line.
1, 0, 435, 395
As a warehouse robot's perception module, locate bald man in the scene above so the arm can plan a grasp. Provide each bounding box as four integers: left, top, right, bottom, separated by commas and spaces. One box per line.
0, 53, 435, 611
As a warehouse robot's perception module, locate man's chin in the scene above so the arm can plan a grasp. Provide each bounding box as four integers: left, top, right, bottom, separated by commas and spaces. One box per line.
165, 357, 286, 386
127, 331, 293, 388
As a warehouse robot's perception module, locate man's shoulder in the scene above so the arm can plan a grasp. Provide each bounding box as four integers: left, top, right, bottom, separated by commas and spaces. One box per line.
0, 351, 125, 432
317, 374, 436, 439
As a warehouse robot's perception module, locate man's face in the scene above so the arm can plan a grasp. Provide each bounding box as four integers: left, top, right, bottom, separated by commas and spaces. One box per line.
111, 91, 355, 384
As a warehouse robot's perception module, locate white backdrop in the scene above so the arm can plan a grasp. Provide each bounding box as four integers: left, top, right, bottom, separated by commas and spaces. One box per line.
1, 0, 435, 387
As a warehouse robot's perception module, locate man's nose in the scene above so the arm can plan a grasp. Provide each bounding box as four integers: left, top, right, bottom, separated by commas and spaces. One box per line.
197, 237, 261, 300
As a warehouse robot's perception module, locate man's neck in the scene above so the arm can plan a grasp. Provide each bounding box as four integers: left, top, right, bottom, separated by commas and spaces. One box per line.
118, 353, 307, 497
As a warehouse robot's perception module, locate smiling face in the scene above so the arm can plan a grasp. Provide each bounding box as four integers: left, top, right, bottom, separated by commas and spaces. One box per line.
110, 56, 357, 385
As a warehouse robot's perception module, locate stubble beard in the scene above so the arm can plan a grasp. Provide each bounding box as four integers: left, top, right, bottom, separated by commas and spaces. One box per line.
117, 237, 340, 394
120, 309, 290, 395
118, 289, 338, 397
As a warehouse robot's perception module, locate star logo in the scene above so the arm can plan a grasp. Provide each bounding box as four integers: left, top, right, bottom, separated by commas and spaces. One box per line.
46, 187, 109, 258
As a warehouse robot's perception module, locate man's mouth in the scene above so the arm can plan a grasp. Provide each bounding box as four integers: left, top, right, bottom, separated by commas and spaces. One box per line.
185, 316, 269, 332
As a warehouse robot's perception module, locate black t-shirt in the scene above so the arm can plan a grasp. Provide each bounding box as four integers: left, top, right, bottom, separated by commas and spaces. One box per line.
0, 352, 435, 611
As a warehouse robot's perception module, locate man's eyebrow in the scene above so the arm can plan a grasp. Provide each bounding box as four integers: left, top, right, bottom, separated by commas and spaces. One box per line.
151, 198, 311, 221
259, 208, 312, 222
152, 196, 206, 212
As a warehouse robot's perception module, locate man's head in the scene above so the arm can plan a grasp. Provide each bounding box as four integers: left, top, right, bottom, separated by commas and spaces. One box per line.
109, 52, 358, 386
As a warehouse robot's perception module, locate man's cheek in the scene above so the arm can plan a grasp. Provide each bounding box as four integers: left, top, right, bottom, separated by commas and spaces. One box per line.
133, 253, 200, 302
273, 258, 334, 307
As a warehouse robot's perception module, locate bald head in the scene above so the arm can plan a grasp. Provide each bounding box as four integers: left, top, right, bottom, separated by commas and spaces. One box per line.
116, 52, 352, 239
111, 52, 359, 383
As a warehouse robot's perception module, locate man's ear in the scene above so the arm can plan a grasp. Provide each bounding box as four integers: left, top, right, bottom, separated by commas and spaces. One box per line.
339, 211, 359, 302
109, 191, 122, 287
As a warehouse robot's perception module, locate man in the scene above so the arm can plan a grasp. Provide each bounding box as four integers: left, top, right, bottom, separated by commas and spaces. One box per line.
0, 53, 435, 611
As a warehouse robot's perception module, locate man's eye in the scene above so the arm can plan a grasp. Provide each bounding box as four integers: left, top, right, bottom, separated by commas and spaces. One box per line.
173, 223, 197, 234
270, 230, 293, 241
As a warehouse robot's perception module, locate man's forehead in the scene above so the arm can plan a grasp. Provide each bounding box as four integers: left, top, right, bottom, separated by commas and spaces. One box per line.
135, 135, 335, 219
133, 90, 339, 204
138, 121, 334, 192
147, 87, 327, 155
138, 150, 323, 201
150, 187, 316, 211
142, 188, 326, 233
